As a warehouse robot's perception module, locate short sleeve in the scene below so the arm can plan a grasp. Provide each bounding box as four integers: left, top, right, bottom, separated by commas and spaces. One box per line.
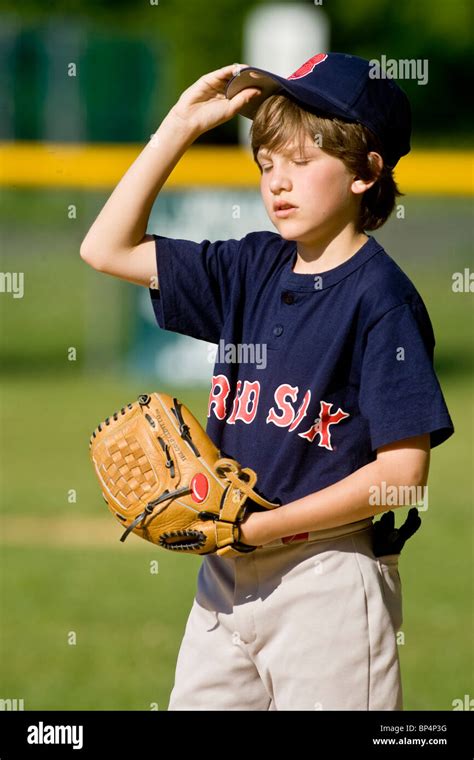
359, 301, 454, 450
148, 234, 242, 344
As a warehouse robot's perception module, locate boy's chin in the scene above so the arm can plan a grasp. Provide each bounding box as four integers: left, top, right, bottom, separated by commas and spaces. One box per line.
273, 222, 312, 242
272, 223, 299, 240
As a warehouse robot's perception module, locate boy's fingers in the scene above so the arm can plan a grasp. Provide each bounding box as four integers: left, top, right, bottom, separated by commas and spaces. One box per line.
399, 508, 422, 540
202, 63, 252, 86
378, 510, 395, 531
229, 87, 262, 105
231, 63, 251, 76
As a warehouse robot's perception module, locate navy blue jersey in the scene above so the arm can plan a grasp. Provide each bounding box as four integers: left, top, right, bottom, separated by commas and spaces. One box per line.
149, 231, 454, 506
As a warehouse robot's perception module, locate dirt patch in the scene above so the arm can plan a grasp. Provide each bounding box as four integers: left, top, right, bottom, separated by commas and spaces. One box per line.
0, 516, 151, 550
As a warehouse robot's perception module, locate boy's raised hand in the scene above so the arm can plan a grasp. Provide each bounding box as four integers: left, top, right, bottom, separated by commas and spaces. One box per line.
170, 63, 261, 137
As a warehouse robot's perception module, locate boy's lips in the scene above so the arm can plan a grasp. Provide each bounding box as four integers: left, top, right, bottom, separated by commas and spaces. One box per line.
273, 200, 297, 219
273, 200, 297, 211
274, 202, 298, 218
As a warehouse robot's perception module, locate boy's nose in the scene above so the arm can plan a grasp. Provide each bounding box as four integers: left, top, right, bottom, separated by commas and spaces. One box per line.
269, 175, 292, 192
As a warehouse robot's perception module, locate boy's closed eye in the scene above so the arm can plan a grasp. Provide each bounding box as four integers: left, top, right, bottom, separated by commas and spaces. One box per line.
257, 151, 314, 172
256, 141, 323, 169
260, 159, 310, 172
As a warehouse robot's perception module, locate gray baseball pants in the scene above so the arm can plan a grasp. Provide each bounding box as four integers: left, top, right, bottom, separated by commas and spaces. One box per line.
168, 517, 403, 710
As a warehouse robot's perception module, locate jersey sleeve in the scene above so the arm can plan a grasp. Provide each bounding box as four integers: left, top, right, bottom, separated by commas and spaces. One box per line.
358, 300, 454, 450
148, 233, 242, 344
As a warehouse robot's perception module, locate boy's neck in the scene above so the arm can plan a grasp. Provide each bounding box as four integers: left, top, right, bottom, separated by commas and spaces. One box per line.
292, 225, 369, 275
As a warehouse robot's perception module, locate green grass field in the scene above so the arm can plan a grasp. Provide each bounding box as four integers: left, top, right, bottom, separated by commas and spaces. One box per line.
0, 189, 472, 710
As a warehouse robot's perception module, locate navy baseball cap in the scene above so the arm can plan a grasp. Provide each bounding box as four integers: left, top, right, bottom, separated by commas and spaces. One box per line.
225, 52, 411, 167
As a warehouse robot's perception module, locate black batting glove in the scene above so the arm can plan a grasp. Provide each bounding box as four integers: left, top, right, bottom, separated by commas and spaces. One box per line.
372, 507, 422, 557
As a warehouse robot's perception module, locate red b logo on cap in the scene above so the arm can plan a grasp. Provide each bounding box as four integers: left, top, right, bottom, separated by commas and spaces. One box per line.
287, 53, 328, 80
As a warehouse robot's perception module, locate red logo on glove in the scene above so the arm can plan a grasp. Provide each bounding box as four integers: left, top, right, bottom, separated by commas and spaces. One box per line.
191, 473, 209, 503
287, 53, 328, 80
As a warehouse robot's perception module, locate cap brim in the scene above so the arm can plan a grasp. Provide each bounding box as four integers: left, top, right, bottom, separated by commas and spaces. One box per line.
225, 65, 359, 123
225, 67, 286, 119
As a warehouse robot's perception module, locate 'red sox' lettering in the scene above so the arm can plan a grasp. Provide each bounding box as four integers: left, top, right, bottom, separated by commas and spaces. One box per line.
208, 377, 349, 451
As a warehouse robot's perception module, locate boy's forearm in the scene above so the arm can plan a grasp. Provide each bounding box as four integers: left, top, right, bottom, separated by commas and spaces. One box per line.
80, 111, 199, 257
252, 457, 425, 545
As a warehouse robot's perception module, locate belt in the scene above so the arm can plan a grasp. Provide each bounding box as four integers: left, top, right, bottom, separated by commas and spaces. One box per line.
260, 516, 374, 549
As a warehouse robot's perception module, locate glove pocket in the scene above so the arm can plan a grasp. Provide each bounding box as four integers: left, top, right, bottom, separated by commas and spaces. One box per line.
376, 553, 403, 633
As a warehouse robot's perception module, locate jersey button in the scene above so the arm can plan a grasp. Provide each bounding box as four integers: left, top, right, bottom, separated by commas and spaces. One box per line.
282, 292, 295, 304
272, 324, 284, 337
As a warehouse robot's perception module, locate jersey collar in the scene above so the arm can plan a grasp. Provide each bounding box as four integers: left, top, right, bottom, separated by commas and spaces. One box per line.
279, 235, 383, 291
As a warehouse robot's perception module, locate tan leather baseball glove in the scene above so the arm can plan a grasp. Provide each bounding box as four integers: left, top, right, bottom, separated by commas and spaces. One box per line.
89, 392, 279, 558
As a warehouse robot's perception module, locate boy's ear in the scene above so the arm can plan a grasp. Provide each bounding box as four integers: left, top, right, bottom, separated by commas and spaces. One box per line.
351, 151, 383, 195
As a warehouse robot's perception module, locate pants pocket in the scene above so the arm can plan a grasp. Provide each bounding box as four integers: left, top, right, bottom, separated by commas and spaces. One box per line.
377, 553, 403, 633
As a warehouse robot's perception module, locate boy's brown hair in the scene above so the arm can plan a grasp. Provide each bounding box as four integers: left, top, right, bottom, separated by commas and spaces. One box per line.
249, 94, 402, 232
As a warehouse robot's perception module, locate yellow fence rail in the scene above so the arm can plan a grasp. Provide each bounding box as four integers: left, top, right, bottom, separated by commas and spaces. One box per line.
0, 142, 472, 195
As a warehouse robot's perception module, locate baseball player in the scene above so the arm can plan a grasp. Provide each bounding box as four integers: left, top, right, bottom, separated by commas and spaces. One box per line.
80, 53, 454, 710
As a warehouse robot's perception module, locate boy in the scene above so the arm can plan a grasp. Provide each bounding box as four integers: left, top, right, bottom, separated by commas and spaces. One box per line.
80, 53, 454, 710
